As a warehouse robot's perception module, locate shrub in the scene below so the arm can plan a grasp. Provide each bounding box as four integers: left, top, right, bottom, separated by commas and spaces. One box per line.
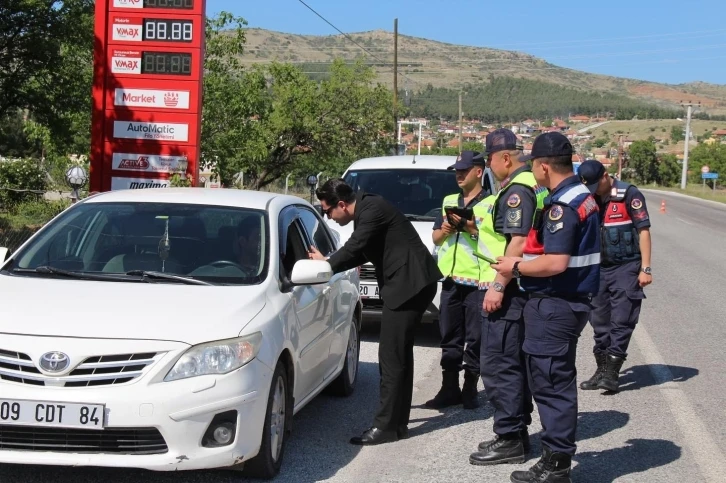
0, 158, 48, 207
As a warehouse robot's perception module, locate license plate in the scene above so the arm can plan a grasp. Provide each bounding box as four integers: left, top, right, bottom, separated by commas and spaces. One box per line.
0, 398, 105, 430
359, 283, 379, 299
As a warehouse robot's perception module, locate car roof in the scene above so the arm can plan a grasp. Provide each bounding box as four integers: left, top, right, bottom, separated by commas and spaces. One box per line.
82, 188, 307, 210
344, 155, 457, 172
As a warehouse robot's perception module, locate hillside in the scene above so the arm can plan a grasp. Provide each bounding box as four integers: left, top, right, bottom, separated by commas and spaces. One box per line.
241, 28, 726, 115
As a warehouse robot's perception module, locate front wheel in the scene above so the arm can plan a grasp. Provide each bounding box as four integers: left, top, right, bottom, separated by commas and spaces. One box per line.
329, 312, 360, 397
244, 361, 290, 479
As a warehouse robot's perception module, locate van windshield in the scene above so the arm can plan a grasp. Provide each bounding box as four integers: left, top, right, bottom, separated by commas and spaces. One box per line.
344, 169, 458, 220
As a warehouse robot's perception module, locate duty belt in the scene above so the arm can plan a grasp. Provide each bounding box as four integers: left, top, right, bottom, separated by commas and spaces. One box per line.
527, 292, 592, 303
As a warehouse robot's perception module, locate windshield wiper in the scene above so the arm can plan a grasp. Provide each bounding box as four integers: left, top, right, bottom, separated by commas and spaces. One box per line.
404, 214, 436, 221
12, 266, 127, 282
125, 270, 214, 286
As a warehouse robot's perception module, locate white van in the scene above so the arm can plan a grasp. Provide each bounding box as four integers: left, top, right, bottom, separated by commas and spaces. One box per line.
325, 155, 496, 322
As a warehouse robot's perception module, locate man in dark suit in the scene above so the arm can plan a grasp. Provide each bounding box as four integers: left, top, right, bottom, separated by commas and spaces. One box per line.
309, 178, 442, 446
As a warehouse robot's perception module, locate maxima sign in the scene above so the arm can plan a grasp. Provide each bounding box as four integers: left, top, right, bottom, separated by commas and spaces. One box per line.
111, 177, 171, 190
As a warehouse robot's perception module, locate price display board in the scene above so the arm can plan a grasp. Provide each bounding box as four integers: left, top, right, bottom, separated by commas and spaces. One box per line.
91, 0, 206, 192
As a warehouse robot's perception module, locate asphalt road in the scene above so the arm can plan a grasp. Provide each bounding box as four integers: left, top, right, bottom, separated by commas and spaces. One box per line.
1, 190, 724, 482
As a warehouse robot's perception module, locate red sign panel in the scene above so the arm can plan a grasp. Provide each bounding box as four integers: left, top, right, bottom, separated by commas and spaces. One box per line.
91, 0, 205, 192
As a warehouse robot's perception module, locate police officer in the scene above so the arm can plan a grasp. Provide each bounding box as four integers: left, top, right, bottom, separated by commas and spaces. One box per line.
427, 150, 486, 410
577, 160, 652, 393
468, 129, 548, 466
493, 132, 601, 483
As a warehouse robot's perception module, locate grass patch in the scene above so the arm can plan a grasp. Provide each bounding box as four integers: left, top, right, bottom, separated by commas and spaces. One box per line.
645, 184, 726, 204
0, 199, 71, 252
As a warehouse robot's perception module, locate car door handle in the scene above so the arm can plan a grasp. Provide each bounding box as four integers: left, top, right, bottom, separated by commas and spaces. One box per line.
322, 286, 332, 295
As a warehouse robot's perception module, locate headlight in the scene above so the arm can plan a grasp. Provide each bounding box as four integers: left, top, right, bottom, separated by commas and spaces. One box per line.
164, 333, 263, 382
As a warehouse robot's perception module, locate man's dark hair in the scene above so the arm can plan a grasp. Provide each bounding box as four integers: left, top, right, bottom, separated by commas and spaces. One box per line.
315, 178, 356, 205
539, 155, 573, 174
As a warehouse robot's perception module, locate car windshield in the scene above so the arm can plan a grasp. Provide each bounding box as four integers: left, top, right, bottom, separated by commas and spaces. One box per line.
343, 169, 458, 220
4, 202, 269, 285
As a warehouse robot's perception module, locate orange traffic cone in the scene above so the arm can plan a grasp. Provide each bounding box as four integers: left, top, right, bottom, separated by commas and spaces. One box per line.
660, 200, 666, 213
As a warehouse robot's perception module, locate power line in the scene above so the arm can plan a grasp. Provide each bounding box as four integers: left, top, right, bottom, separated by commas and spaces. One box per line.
295, 0, 422, 87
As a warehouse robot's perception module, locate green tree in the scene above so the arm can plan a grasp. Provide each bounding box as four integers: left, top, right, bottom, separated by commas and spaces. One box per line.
627, 140, 658, 184
670, 125, 685, 143
657, 154, 681, 186
688, 143, 726, 184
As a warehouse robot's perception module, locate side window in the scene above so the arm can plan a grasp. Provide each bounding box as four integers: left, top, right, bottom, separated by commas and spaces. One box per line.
297, 207, 336, 256
281, 220, 309, 279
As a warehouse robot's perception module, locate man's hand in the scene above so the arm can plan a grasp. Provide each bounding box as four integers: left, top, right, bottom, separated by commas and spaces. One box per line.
491, 256, 524, 276
308, 245, 325, 261
440, 220, 456, 236
447, 213, 476, 235
638, 271, 652, 287
484, 289, 504, 313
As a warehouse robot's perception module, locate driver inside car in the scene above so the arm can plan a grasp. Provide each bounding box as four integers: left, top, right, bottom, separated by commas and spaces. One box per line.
234, 217, 261, 273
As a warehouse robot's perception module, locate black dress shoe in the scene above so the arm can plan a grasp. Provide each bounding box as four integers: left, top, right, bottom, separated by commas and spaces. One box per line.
349, 427, 398, 446
397, 426, 409, 440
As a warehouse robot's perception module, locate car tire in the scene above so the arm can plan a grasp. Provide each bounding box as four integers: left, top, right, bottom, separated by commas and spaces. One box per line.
329, 313, 360, 397
244, 361, 290, 479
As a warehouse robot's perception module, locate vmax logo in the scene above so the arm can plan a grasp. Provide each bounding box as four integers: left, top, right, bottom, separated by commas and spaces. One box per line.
113, 0, 143, 9
111, 57, 141, 74
113, 25, 141, 41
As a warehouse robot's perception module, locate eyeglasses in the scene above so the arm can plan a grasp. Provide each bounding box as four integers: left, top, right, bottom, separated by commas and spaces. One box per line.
322, 204, 335, 219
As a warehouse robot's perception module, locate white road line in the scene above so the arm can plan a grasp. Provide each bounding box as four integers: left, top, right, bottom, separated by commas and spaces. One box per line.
633, 323, 725, 482
676, 217, 694, 226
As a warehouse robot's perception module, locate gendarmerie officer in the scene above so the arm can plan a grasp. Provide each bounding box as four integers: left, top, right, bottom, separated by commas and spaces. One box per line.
427, 151, 487, 410
492, 132, 601, 483
469, 129, 548, 466
577, 160, 653, 393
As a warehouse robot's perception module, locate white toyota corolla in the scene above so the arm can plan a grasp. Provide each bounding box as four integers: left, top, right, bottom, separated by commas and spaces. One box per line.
0, 188, 361, 479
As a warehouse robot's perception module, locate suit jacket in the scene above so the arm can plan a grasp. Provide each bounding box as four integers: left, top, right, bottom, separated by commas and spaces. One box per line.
328, 193, 443, 310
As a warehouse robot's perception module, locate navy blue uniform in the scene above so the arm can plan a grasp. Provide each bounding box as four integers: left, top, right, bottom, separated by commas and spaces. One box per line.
590, 181, 650, 359
433, 191, 485, 373
520, 177, 601, 456
481, 167, 538, 436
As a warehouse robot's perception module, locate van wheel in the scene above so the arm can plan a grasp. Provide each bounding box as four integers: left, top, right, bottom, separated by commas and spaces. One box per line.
244, 361, 290, 479
329, 313, 360, 397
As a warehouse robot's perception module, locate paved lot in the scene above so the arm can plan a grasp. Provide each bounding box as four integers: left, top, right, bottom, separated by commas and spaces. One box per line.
1, 190, 724, 482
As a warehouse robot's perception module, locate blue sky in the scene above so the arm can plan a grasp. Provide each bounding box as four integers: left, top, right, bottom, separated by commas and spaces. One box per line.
207, 0, 725, 86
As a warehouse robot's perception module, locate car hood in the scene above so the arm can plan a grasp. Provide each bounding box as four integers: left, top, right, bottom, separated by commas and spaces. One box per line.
326, 219, 435, 255
0, 275, 267, 345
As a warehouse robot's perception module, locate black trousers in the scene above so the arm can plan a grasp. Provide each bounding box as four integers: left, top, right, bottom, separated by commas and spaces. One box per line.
374, 282, 438, 431
438, 278, 483, 373
590, 260, 645, 359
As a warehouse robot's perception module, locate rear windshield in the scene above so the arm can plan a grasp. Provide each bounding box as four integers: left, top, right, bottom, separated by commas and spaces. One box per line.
344, 169, 458, 220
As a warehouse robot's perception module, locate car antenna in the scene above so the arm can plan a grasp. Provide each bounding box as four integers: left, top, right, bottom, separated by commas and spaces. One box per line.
411, 153, 416, 164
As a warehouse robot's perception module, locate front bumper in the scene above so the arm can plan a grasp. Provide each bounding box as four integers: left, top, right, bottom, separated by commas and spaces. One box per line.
0, 340, 272, 471
359, 280, 442, 322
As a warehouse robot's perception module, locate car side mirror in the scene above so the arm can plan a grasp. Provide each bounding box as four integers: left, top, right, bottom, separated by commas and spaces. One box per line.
290, 259, 333, 285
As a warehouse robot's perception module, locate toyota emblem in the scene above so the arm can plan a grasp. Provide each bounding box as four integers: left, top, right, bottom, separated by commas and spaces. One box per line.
39, 352, 70, 373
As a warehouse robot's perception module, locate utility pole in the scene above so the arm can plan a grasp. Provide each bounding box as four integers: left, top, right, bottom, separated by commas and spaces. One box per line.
680, 101, 699, 190
458, 91, 463, 153
393, 19, 398, 129
618, 135, 624, 179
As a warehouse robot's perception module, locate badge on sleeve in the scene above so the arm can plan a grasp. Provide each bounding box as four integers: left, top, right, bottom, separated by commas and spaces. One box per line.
506, 209, 523, 228
548, 205, 564, 221
547, 221, 564, 233
507, 193, 521, 208
631, 198, 643, 210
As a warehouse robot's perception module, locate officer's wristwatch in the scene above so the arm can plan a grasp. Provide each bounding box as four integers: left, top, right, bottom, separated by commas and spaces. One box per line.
641, 266, 652, 275
491, 281, 505, 293
512, 261, 521, 278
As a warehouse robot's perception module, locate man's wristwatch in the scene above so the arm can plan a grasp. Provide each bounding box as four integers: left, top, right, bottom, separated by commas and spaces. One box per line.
512, 261, 521, 278
491, 281, 505, 293
641, 266, 652, 275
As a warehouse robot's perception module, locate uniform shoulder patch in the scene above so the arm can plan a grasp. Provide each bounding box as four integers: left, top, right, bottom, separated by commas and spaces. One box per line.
506, 208, 523, 228
507, 193, 521, 208
546, 221, 564, 233
631, 198, 643, 210
548, 204, 564, 221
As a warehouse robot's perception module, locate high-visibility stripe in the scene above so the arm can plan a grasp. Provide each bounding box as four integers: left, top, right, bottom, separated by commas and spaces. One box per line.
558, 184, 591, 204
523, 253, 600, 267
603, 220, 634, 226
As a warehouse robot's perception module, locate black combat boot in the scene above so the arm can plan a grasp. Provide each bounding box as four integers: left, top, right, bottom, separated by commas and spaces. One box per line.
510, 446, 572, 483
470, 432, 526, 466
478, 427, 530, 453
424, 370, 462, 409
597, 354, 625, 392
580, 352, 607, 390
462, 371, 480, 409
